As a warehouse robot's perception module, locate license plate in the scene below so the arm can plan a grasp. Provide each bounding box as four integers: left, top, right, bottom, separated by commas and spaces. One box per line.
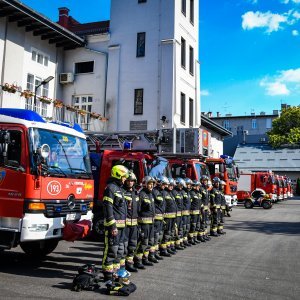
66, 213, 77, 221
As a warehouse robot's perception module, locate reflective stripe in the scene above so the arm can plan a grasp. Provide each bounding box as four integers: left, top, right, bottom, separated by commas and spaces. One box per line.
182, 210, 190, 216
191, 210, 200, 215
138, 217, 153, 224
103, 196, 113, 204
164, 213, 176, 218
176, 211, 182, 216
204, 206, 209, 210
216, 205, 221, 209
124, 196, 132, 200
114, 192, 123, 198
144, 199, 151, 203
126, 218, 138, 226
104, 219, 116, 227
155, 214, 164, 220
156, 196, 163, 200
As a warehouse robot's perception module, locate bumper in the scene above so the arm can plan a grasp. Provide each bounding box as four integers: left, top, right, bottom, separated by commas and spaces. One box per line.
20, 211, 93, 242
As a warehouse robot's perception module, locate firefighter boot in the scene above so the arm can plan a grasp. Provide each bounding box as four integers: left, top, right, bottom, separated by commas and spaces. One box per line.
155, 251, 164, 260
142, 258, 154, 266
148, 254, 159, 264
160, 249, 171, 257
126, 262, 138, 273
133, 258, 145, 270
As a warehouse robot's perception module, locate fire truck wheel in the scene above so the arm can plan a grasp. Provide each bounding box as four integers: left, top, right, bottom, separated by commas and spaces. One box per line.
92, 216, 104, 240
20, 239, 59, 257
244, 199, 254, 209
262, 201, 272, 209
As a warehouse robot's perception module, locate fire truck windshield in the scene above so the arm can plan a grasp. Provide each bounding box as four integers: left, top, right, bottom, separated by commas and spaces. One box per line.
29, 128, 92, 178
195, 163, 210, 179
226, 163, 237, 181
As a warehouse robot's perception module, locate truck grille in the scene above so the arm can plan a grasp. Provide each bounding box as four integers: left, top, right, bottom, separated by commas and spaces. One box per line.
44, 200, 91, 218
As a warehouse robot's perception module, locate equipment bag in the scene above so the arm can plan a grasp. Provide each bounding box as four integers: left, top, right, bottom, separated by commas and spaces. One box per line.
72, 264, 101, 292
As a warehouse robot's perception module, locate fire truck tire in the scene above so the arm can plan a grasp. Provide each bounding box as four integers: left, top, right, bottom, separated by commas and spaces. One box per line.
244, 199, 254, 209
262, 201, 272, 209
92, 216, 104, 240
20, 239, 59, 257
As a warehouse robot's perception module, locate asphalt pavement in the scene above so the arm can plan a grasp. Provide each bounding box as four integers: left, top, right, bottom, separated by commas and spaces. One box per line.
0, 197, 300, 300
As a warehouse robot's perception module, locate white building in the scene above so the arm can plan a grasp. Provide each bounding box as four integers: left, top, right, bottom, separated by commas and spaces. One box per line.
0, 0, 84, 119
59, 0, 200, 132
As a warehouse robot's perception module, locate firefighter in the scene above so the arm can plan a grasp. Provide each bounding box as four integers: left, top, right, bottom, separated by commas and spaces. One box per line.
152, 175, 168, 261
219, 180, 227, 235
161, 177, 177, 255
123, 171, 140, 272
182, 178, 192, 246
102, 165, 130, 281
189, 180, 202, 244
210, 177, 223, 237
200, 175, 211, 241
135, 176, 156, 267
173, 178, 185, 250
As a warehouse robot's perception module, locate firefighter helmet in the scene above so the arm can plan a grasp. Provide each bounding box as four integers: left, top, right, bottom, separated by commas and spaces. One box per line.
126, 171, 137, 182
158, 175, 169, 185
168, 178, 176, 186
111, 165, 130, 180
192, 180, 201, 186
176, 177, 186, 188
212, 177, 221, 184
142, 176, 155, 185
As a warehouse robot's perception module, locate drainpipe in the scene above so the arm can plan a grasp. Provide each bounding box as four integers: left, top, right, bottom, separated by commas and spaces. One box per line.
0, 17, 8, 108
84, 46, 108, 118
195, 59, 200, 127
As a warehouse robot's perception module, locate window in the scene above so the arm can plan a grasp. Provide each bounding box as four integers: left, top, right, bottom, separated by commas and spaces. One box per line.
75, 61, 94, 74
189, 98, 194, 127
181, 0, 186, 15
181, 37, 186, 68
73, 95, 93, 130
136, 32, 146, 57
1, 130, 22, 168
190, 0, 194, 24
31, 51, 36, 61
189, 46, 194, 75
180, 93, 186, 124
138, 0, 147, 3
223, 120, 230, 130
44, 56, 49, 67
134, 89, 143, 115
31, 48, 49, 66
37, 53, 43, 64
252, 119, 257, 129
266, 118, 272, 129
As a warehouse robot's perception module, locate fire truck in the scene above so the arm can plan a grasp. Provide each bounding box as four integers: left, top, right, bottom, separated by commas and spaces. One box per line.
206, 155, 238, 208
275, 175, 284, 201
0, 109, 94, 256
237, 171, 277, 202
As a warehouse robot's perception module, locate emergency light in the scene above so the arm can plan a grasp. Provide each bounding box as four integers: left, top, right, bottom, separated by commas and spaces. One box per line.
123, 141, 132, 150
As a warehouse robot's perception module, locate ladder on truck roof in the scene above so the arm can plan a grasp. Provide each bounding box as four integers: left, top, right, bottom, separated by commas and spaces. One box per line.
85, 131, 159, 152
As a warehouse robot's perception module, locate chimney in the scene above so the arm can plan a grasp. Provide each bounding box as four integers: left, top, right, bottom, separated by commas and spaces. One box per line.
273, 110, 279, 115
58, 7, 70, 28
260, 111, 266, 115
217, 112, 221, 117
207, 111, 212, 118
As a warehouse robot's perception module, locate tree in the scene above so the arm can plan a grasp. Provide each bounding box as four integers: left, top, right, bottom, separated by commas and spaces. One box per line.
268, 106, 300, 148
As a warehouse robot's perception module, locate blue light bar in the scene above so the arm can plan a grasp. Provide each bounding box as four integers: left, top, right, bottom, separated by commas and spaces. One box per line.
0, 108, 46, 123
50, 121, 83, 133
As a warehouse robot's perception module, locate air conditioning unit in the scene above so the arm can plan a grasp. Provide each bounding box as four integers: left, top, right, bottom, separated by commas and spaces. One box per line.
59, 73, 74, 84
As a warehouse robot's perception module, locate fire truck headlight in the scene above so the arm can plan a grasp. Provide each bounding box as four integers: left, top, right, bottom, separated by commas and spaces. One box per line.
28, 224, 49, 232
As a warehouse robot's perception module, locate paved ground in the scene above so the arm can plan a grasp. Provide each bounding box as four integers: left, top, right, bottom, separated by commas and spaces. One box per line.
0, 197, 300, 300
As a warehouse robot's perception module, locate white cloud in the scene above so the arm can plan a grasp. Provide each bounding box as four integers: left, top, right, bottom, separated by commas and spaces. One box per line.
242, 10, 300, 33
292, 29, 299, 35
260, 68, 300, 96
200, 90, 210, 96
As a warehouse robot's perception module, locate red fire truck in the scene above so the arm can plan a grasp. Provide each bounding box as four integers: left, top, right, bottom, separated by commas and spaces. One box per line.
237, 171, 277, 202
206, 155, 238, 208
0, 109, 94, 255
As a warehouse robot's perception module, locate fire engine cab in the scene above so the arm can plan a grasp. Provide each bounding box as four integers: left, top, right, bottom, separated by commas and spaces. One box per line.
0, 109, 94, 256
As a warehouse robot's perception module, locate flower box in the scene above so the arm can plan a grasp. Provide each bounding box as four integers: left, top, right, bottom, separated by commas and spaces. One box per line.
2, 83, 18, 93
66, 105, 77, 112
53, 100, 64, 108
21, 90, 34, 99
38, 96, 52, 104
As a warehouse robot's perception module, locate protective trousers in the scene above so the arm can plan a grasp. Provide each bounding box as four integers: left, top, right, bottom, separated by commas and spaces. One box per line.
136, 223, 155, 260
102, 227, 126, 274
124, 225, 139, 266
161, 217, 175, 250
218, 206, 225, 233
182, 215, 191, 244
175, 216, 183, 246
154, 220, 164, 252
190, 214, 200, 240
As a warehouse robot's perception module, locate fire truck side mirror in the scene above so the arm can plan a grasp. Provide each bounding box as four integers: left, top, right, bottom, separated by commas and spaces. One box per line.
40, 144, 50, 159
0, 130, 10, 161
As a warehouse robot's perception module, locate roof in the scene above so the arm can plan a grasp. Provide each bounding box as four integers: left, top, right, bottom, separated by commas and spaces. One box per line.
210, 114, 278, 120
201, 114, 232, 137
0, 0, 85, 50
234, 143, 300, 172
65, 20, 110, 36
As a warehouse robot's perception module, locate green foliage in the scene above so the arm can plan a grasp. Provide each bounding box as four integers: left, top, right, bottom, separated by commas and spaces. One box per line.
268, 106, 300, 148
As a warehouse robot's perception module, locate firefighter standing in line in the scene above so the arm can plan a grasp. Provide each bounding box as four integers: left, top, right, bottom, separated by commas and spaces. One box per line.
173, 178, 185, 250
152, 175, 168, 261
102, 165, 130, 281
210, 177, 223, 237
161, 178, 177, 255
199, 175, 211, 242
123, 171, 140, 272
135, 176, 156, 267
219, 180, 227, 235
182, 178, 192, 247
189, 180, 202, 245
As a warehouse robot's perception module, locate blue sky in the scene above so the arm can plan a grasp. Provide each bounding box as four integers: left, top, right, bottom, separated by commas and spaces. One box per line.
22, 0, 300, 116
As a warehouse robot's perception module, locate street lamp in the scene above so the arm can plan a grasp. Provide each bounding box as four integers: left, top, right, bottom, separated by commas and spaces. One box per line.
33, 76, 54, 106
